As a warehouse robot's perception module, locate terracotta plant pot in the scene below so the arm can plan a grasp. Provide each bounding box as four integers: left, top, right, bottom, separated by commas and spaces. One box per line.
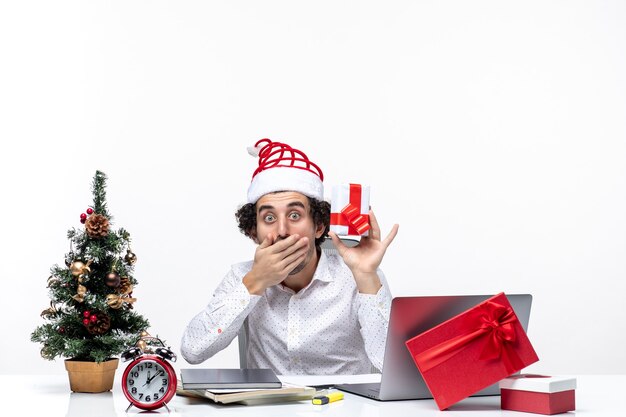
64, 358, 119, 393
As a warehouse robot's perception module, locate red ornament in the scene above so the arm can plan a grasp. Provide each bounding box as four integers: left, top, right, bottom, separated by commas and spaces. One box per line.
58, 326, 65, 334
90, 314, 98, 323
80, 213, 87, 220
83, 310, 90, 318
80, 218, 86, 224
82, 318, 90, 326
86, 208, 94, 215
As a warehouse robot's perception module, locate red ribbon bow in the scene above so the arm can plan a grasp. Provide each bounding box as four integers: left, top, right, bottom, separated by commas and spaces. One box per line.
330, 184, 370, 235
414, 300, 525, 375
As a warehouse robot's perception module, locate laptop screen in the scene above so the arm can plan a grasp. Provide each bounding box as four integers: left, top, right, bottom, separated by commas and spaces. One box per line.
378, 294, 533, 401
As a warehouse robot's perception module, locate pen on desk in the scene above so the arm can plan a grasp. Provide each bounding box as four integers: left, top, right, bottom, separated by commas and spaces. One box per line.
312, 391, 344, 405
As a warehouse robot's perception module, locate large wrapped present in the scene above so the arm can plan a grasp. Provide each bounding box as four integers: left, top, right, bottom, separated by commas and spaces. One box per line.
405, 292, 539, 410
330, 184, 370, 236
500, 374, 576, 415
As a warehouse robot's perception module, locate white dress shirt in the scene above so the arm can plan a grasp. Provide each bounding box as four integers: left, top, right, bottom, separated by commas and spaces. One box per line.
181, 251, 392, 375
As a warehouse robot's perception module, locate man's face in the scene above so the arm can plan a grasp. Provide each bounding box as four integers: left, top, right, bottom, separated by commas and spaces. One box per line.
254, 191, 324, 275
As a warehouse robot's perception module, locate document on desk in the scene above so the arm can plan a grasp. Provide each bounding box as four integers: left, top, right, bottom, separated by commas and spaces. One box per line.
176, 380, 316, 405
279, 373, 381, 388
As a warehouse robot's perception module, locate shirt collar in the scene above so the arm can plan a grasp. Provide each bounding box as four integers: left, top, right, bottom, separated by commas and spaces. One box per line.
311, 249, 334, 283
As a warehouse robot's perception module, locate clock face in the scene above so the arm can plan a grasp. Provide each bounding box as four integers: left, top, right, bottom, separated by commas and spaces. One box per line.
122, 357, 175, 409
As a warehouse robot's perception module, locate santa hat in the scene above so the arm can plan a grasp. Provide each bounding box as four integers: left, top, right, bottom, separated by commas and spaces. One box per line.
246, 138, 324, 204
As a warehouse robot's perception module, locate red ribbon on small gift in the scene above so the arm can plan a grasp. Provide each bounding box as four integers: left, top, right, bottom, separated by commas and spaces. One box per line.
330, 184, 370, 235
414, 300, 525, 375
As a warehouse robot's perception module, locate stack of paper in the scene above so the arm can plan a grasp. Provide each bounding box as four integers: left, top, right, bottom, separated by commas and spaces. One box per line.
176, 380, 316, 405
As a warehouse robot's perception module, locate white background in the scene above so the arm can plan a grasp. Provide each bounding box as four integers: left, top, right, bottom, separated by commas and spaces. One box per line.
1, 1, 625, 375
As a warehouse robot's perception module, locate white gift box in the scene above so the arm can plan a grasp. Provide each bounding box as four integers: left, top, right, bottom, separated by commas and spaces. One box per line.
330, 184, 370, 236
499, 374, 576, 415
499, 374, 577, 393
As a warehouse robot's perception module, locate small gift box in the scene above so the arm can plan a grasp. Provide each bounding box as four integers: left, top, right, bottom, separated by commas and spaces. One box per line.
330, 184, 370, 236
500, 374, 576, 415
405, 292, 539, 410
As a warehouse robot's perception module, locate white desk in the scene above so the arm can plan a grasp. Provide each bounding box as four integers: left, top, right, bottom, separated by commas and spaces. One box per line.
2, 374, 622, 416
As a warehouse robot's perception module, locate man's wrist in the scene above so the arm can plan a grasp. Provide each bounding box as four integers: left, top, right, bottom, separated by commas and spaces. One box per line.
243, 271, 265, 295
353, 272, 382, 295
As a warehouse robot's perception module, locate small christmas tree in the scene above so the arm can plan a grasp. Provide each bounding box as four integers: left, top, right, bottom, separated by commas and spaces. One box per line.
32, 171, 149, 363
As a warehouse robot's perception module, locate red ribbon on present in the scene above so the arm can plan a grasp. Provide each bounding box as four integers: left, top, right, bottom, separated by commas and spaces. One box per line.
330, 184, 370, 235
414, 300, 525, 375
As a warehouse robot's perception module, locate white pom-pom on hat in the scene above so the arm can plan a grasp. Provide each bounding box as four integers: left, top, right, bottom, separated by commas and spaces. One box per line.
247, 145, 262, 157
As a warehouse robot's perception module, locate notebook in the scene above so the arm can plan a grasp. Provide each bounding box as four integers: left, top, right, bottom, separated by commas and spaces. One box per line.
336, 294, 533, 401
180, 368, 282, 390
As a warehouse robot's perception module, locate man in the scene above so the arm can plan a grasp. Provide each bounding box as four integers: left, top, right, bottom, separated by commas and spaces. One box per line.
181, 139, 399, 374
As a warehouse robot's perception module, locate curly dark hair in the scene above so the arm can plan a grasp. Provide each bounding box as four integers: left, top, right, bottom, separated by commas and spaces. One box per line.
235, 196, 330, 248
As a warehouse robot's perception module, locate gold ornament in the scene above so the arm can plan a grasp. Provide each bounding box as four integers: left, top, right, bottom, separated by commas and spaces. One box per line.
106, 293, 137, 309
124, 248, 137, 265
70, 260, 92, 278
105, 294, 123, 309
40, 346, 55, 360
40, 302, 58, 319
135, 332, 162, 354
137, 339, 147, 352
72, 284, 87, 303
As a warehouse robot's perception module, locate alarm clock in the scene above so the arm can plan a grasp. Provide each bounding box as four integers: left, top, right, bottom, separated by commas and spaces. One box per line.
121, 334, 177, 412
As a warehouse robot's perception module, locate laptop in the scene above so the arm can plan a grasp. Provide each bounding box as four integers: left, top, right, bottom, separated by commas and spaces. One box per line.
336, 294, 533, 401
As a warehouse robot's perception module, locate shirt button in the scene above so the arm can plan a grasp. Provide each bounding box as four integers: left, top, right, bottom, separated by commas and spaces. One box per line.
241, 300, 247, 306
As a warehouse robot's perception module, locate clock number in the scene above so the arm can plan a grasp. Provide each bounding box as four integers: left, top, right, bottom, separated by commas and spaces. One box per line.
147, 362, 153, 368
132, 371, 139, 378
145, 395, 151, 402
129, 379, 135, 386
154, 393, 159, 400
159, 387, 165, 393
131, 387, 137, 394
162, 378, 167, 385
138, 393, 143, 399
138, 365, 144, 371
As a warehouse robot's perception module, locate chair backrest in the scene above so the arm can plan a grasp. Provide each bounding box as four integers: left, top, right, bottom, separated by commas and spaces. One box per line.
237, 236, 360, 368
238, 318, 249, 368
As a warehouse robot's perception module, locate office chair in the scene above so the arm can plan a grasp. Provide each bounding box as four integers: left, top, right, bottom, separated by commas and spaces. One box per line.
238, 236, 360, 368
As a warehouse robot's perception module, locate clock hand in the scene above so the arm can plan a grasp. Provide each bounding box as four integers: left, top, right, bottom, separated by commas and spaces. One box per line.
144, 369, 164, 386
149, 370, 164, 385
142, 370, 151, 386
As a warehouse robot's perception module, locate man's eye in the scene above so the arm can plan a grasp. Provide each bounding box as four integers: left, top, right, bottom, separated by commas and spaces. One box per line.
289, 212, 301, 220
264, 215, 276, 222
